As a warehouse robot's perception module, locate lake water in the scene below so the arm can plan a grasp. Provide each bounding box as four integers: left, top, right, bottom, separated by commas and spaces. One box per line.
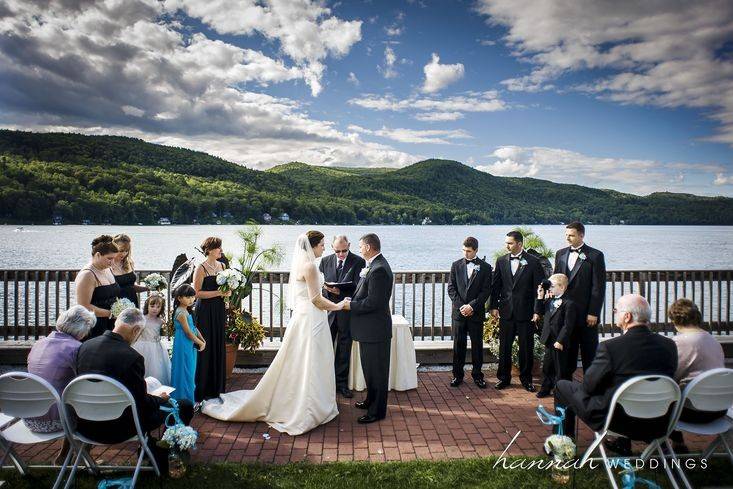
1, 224, 732, 270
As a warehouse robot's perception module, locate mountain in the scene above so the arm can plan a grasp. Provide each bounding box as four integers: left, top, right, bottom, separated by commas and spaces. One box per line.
1, 129, 731, 225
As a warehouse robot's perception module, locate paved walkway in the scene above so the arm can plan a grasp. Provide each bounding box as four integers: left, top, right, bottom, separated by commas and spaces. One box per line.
12, 370, 711, 465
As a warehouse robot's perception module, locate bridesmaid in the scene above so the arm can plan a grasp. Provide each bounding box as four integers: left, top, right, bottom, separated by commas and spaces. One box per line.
112, 234, 148, 307
193, 237, 230, 402
75, 235, 121, 339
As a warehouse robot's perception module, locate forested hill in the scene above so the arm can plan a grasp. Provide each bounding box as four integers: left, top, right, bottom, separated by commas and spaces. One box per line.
1, 130, 731, 225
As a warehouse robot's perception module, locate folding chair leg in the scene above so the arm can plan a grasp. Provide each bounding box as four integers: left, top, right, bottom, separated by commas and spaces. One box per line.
597, 442, 619, 489
52, 444, 75, 489
657, 443, 680, 489
580, 431, 606, 467
0, 441, 28, 475
721, 433, 733, 465
701, 436, 720, 460
664, 439, 692, 489
130, 441, 148, 489
64, 443, 88, 489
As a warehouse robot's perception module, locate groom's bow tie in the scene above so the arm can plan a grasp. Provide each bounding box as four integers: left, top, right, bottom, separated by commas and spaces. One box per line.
570, 247, 583, 253
465, 258, 478, 264
509, 256, 521, 260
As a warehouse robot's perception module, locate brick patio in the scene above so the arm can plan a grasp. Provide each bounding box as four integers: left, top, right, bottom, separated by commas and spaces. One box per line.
10, 370, 712, 466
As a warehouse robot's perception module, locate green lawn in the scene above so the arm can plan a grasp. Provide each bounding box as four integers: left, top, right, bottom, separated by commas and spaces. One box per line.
3, 457, 732, 488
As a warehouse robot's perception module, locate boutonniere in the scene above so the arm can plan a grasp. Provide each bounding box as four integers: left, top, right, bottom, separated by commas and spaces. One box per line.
519, 258, 528, 266
553, 299, 563, 307
359, 267, 370, 278
578, 252, 587, 261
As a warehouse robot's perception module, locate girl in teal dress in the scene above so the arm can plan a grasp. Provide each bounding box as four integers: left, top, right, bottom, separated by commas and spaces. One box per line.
170, 285, 206, 402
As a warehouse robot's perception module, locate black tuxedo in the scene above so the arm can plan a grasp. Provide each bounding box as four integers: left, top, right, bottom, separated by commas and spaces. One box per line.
350, 254, 393, 419
490, 251, 544, 385
535, 297, 579, 392
554, 244, 606, 372
554, 326, 678, 439
446, 257, 492, 380
319, 252, 366, 389
75, 331, 193, 444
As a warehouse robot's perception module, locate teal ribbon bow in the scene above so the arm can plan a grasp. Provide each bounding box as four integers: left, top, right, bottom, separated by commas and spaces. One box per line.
618, 459, 661, 489
536, 405, 566, 436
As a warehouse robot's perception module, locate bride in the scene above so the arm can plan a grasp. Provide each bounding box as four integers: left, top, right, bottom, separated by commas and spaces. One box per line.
201, 231, 347, 435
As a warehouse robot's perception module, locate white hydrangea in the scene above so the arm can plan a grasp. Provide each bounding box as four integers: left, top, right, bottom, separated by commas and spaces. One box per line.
216, 269, 243, 291
110, 298, 135, 318
142, 273, 168, 291
162, 424, 198, 451
544, 434, 576, 461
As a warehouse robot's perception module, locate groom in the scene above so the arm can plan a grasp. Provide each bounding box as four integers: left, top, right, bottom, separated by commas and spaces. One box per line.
343, 233, 393, 424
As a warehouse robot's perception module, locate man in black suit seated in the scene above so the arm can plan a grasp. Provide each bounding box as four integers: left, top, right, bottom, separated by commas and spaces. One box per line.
320, 235, 366, 399
553, 221, 606, 373
490, 230, 545, 392
76, 308, 194, 444
553, 294, 678, 446
535, 273, 578, 398
447, 236, 493, 388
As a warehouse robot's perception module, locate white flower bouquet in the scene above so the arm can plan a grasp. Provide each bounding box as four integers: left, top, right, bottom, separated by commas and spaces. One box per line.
142, 273, 168, 291
216, 269, 244, 292
161, 424, 198, 452
544, 434, 576, 462
110, 297, 136, 318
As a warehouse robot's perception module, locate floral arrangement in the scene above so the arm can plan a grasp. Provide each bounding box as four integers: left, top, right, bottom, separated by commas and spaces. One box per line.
160, 424, 198, 452
110, 297, 136, 318
483, 314, 545, 366
142, 273, 168, 291
216, 268, 244, 295
225, 311, 266, 354
544, 434, 576, 462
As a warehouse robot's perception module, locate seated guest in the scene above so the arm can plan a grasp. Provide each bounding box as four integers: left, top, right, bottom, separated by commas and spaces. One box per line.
668, 298, 726, 451
535, 274, 578, 398
25, 305, 95, 463
75, 308, 193, 445
553, 294, 677, 447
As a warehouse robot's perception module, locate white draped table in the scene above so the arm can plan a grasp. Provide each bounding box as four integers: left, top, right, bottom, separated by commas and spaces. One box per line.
348, 314, 418, 392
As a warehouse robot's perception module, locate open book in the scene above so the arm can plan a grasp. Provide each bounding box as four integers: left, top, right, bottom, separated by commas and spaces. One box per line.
145, 376, 175, 397
324, 281, 353, 288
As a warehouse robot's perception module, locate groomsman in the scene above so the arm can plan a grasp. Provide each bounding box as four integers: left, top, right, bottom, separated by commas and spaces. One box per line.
553, 221, 606, 372
490, 231, 544, 392
320, 235, 366, 398
447, 237, 493, 388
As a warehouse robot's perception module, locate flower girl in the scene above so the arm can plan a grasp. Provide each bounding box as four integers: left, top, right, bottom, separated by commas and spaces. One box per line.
171, 284, 206, 402
133, 293, 172, 384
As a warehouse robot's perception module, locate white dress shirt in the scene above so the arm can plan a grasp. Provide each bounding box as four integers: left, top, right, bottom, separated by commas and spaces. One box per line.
568, 245, 583, 271
366, 252, 381, 267
510, 253, 522, 275
466, 260, 478, 279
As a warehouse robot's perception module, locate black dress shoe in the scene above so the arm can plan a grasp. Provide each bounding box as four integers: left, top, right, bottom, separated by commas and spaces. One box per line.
338, 386, 354, 398
357, 415, 379, 424
604, 437, 632, 456
522, 383, 537, 393
450, 377, 463, 387
474, 378, 487, 389
494, 380, 510, 390
355, 400, 369, 410
536, 389, 552, 398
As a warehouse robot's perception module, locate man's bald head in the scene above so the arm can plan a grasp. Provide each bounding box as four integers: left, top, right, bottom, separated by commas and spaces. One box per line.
615, 294, 651, 331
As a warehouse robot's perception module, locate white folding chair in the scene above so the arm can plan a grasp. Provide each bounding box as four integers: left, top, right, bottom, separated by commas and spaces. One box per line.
579, 375, 681, 489
664, 368, 733, 489
0, 371, 77, 489
61, 374, 161, 489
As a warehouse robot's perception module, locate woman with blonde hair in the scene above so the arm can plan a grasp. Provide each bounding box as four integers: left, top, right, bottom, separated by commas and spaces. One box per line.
112, 234, 149, 307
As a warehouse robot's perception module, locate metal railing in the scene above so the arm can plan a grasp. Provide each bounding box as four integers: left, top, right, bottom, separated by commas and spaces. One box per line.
1, 269, 731, 341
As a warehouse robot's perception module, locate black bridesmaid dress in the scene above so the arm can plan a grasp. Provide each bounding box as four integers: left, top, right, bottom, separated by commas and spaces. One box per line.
194, 268, 226, 402
85, 268, 121, 339
115, 271, 139, 307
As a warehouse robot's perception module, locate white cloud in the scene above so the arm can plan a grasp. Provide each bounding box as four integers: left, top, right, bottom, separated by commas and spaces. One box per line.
475, 0, 733, 145
348, 125, 472, 145
349, 91, 506, 120
422, 53, 465, 93
379, 46, 398, 79
385, 11, 405, 37
347, 72, 359, 86
475, 145, 729, 195
0, 0, 421, 169
714, 173, 733, 185
168, 0, 363, 96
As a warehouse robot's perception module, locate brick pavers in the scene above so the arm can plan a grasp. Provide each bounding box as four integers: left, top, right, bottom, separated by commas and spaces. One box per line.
11, 371, 712, 465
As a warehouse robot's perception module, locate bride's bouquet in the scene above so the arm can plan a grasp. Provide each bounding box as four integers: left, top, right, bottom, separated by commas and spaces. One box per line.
110, 297, 136, 318
142, 273, 168, 292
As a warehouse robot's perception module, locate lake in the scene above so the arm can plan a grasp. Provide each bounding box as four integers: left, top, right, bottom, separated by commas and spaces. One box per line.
1, 224, 732, 270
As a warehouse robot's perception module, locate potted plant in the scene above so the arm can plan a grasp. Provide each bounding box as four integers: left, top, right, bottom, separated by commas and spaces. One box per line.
216, 223, 282, 375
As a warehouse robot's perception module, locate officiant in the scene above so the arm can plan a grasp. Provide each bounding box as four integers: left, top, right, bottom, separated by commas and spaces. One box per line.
320, 235, 366, 398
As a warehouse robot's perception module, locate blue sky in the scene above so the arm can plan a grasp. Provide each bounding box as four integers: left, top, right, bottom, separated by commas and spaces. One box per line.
1, 0, 732, 196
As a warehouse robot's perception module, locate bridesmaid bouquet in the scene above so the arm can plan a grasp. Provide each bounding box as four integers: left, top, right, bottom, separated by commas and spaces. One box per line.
142, 273, 168, 292
216, 269, 244, 295
110, 297, 136, 318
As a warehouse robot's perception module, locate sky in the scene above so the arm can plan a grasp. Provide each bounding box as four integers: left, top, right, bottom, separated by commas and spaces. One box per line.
1, 0, 732, 197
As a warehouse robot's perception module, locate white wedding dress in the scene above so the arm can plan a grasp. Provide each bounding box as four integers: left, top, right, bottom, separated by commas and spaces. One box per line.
201, 266, 338, 436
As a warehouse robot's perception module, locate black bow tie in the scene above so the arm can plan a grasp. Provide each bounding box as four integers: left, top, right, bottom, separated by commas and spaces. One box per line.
570, 247, 583, 254
509, 256, 521, 261
465, 259, 478, 265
